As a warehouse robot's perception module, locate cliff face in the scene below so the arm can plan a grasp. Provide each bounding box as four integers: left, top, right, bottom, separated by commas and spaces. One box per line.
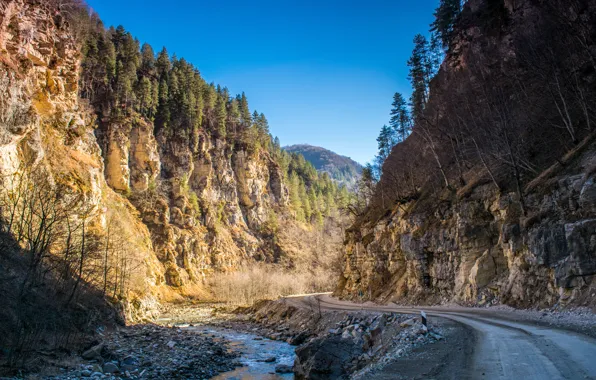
97, 117, 290, 286
0, 0, 165, 319
340, 147, 596, 307
0, 0, 294, 312
337, 0, 596, 308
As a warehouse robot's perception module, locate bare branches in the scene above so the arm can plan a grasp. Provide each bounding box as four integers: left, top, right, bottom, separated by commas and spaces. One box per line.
362, 1, 596, 221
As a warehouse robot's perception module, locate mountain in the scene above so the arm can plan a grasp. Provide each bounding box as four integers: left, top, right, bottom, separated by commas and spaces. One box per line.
284, 144, 363, 189
338, 0, 596, 309
0, 0, 348, 366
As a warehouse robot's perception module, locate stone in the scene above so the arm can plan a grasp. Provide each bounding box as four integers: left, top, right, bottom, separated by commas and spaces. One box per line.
275, 364, 293, 373
579, 176, 596, 210
294, 336, 363, 379
167, 340, 177, 348
121, 355, 138, 371
102, 362, 119, 374
288, 332, 309, 346
82, 343, 104, 360
400, 318, 416, 328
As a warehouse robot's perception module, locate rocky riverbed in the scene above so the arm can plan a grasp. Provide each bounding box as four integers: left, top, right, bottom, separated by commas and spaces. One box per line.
45, 324, 241, 379
31, 299, 463, 379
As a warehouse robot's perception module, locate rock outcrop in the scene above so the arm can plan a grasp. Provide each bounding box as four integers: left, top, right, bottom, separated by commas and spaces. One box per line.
0, 0, 164, 318
339, 143, 596, 307
96, 117, 290, 286
337, 0, 596, 308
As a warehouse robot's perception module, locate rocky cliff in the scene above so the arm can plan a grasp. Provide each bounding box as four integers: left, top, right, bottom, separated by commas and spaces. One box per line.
337, 0, 596, 308
339, 144, 596, 307
0, 0, 166, 319
96, 115, 290, 286
0, 0, 299, 318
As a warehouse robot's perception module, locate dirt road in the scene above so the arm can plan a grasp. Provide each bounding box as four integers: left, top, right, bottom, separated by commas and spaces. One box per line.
287, 294, 596, 379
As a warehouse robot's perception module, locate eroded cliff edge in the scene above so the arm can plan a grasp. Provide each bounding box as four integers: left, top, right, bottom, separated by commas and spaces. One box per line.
337, 0, 596, 308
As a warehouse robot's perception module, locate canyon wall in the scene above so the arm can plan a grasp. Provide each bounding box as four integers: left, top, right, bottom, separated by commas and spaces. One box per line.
0, 0, 295, 319
339, 147, 596, 307
337, 0, 596, 308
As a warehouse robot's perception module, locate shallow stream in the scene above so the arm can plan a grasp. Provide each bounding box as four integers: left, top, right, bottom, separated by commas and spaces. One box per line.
191, 326, 295, 380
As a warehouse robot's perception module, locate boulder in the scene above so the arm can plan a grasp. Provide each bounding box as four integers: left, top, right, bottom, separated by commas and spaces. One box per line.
82, 343, 104, 360
288, 332, 309, 346
294, 336, 362, 379
275, 364, 294, 373
102, 362, 119, 374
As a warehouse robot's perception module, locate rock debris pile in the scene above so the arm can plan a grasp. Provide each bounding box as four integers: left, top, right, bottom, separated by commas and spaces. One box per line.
294, 313, 445, 379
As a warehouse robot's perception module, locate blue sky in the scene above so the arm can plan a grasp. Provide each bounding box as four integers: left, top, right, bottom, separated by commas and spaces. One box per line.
85, 0, 438, 164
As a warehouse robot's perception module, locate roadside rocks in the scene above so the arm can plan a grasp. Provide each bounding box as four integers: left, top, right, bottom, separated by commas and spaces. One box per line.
294, 313, 446, 379
294, 335, 362, 379
222, 299, 451, 379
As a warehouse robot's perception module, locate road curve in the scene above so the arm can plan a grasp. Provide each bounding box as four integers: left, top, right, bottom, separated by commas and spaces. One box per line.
285, 294, 596, 380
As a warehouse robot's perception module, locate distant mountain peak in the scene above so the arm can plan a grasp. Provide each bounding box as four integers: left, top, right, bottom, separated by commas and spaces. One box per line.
284, 144, 363, 189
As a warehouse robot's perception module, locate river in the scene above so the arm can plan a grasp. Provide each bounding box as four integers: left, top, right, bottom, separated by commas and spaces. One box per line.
191, 326, 296, 380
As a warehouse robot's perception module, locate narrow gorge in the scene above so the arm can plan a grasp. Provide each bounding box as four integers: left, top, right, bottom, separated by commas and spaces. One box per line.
1, 0, 596, 378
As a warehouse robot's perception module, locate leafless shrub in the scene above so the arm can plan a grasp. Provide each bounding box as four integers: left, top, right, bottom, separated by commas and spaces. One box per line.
0, 167, 142, 371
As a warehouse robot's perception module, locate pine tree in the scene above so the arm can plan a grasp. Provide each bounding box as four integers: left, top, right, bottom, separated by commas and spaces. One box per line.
239, 92, 251, 128
140, 43, 155, 73
374, 125, 394, 177
377, 125, 394, 161
257, 113, 270, 148
215, 91, 227, 138
111, 26, 140, 113
430, 0, 463, 50
389, 92, 411, 142
408, 34, 437, 123
156, 47, 171, 78
203, 83, 217, 116
299, 179, 311, 221
155, 78, 170, 132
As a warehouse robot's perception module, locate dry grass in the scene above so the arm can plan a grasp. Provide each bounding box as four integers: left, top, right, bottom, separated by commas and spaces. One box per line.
208, 263, 336, 306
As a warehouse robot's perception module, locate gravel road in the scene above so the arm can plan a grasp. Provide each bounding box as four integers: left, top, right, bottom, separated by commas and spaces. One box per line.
287, 295, 596, 379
